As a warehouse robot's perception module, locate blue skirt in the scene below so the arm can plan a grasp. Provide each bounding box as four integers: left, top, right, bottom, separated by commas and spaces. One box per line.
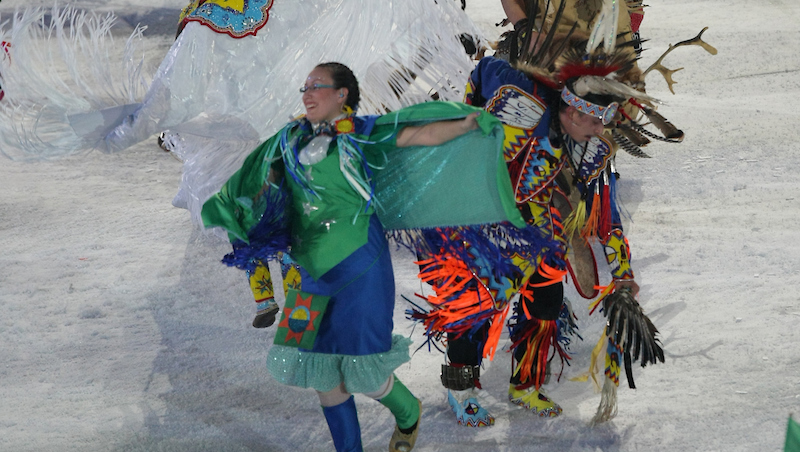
299, 214, 395, 356
267, 215, 411, 393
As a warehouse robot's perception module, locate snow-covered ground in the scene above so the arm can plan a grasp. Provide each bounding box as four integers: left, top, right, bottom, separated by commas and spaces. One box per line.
1, 0, 799, 451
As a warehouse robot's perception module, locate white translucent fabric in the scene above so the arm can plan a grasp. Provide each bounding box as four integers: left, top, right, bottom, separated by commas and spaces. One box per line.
108, 0, 484, 149
159, 1, 486, 230
0, 1, 483, 158
164, 131, 262, 232
0, 6, 150, 159
0, 1, 485, 229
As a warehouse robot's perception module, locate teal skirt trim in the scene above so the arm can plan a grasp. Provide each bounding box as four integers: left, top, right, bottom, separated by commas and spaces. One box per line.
267, 335, 412, 393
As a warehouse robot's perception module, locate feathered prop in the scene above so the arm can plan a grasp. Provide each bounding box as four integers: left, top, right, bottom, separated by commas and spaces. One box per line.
590, 285, 664, 425
612, 126, 651, 158
603, 288, 665, 374
639, 105, 684, 142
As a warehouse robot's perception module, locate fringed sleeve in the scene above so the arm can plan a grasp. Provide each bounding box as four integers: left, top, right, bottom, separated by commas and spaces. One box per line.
201, 130, 291, 271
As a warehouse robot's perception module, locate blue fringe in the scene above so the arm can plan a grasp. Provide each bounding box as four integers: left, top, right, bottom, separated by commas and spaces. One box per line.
402, 295, 448, 356
221, 185, 292, 272
556, 299, 582, 351
387, 221, 567, 278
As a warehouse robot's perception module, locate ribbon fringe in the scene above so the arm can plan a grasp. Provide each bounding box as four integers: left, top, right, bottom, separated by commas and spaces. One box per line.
409, 253, 510, 362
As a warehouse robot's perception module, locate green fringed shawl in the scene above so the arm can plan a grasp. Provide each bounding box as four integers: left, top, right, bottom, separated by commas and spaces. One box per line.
202, 101, 525, 279
367, 101, 525, 230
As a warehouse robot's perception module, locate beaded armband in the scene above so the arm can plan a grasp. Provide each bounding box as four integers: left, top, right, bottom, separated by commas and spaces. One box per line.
601, 229, 634, 280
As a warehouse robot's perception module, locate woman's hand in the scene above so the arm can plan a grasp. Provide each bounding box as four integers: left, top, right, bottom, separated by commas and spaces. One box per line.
460, 111, 480, 133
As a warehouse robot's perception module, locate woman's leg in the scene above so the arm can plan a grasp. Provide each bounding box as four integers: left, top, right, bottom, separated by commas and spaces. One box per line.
319, 384, 363, 452
366, 375, 422, 452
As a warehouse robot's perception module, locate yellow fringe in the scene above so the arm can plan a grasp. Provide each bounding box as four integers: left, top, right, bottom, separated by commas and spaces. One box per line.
569, 332, 607, 392
562, 198, 586, 238
573, 281, 616, 388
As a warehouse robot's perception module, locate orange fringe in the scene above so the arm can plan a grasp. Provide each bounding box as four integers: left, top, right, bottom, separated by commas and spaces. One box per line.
484, 305, 510, 361
589, 280, 616, 315
536, 262, 568, 285
513, 319, 558, 388
416, 255, 509, 361
581, 188, 602, 238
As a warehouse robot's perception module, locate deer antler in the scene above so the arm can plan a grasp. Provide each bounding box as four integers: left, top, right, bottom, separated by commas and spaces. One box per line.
643, 27, 717, 94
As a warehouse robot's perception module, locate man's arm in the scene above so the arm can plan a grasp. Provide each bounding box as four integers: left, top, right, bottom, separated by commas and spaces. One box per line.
501, 0, 528, 26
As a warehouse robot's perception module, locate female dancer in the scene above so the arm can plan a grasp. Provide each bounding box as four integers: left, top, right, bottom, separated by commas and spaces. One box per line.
201, 62, 496, 452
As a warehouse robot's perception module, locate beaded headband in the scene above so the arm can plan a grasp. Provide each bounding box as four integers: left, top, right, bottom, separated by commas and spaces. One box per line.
560, 84, 619, 125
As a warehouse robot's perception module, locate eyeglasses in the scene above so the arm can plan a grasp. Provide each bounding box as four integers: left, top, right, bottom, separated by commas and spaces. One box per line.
299, 83, 336, 93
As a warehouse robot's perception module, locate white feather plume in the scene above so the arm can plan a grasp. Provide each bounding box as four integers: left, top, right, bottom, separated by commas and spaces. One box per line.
573, 75, 661, 104
586, 0, 619, 55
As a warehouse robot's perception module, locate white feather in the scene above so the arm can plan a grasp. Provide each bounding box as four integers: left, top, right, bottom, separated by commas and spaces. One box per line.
0, 6, 150, 160
573, 75, 661, 104
586, 0, 620, 55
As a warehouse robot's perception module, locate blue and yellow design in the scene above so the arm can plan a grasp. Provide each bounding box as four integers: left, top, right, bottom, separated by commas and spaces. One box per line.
602, 228, 634, 280
183, 0, 274, 38
483, 85, 547, 162
280, 252, 302, 292
574, 135, 615, 184
513, 137, 563, 204
604, 338, 623, 386
249, 262, 275, 300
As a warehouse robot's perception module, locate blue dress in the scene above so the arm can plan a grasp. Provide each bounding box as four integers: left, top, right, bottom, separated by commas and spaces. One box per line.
264, 119, 411, 394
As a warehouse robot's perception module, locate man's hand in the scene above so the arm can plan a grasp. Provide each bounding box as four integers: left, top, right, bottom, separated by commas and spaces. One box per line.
614, 279, 639, 297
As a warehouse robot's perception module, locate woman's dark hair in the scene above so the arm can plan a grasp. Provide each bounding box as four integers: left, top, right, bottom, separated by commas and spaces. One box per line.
316, 62, 361, 112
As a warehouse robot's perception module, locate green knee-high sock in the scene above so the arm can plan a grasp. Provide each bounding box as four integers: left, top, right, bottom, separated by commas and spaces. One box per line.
378, 376, 420, 430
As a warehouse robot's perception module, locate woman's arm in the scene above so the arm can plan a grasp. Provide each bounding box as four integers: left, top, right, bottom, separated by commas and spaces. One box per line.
396, 112, 480, 148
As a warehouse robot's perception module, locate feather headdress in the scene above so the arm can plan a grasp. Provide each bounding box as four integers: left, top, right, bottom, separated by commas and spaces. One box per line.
507, 0, 702, 156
